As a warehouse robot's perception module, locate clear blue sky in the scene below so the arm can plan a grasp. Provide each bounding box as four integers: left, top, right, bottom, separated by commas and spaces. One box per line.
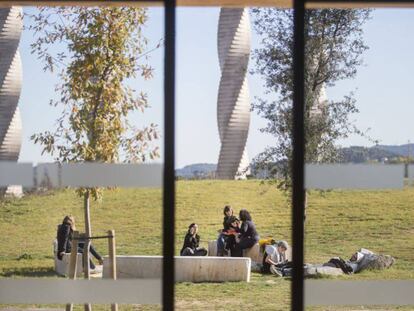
18, 8, 414, 168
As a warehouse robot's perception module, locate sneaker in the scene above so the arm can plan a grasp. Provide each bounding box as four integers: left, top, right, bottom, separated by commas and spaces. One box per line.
90, 266, 103, 274
270, 265, 283, 277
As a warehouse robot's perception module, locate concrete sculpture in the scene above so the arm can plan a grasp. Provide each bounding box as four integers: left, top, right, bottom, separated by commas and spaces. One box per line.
310, 84, 328, 117
0, 7, 23, 196
216, 8, 251, 179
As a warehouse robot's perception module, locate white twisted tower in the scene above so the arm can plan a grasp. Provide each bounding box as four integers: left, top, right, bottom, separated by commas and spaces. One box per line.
0, 7, 23, 196
216, 8, 251, 180
310, 84, 328, 117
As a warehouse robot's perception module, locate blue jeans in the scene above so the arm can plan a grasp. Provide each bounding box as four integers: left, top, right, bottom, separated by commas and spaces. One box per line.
77, 242, 102, 269
217, 233, 226, 256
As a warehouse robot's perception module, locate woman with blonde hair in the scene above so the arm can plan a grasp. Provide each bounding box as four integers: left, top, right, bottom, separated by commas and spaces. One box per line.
57, 215, 103, 269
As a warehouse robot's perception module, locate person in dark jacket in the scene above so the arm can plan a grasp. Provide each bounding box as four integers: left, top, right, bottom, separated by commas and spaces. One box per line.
231, 209, 260, 257
223, 216, 241, 256
180, 223, 207, 256
216, 205, 233, 256
57, 215, 103, 269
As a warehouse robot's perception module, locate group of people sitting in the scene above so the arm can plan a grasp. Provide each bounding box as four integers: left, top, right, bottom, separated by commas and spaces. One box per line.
180, 205, 291, 276
180, 206, 261, 258
58, 212, 393, 278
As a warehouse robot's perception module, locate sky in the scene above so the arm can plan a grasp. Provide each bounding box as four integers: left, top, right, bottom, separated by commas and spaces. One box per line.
17, 8, 414, 168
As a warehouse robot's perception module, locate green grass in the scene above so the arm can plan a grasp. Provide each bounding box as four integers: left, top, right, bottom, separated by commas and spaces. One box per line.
0, 180, 413, 310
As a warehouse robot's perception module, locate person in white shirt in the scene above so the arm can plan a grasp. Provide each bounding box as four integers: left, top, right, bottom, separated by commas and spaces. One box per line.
262, 240, 289, 276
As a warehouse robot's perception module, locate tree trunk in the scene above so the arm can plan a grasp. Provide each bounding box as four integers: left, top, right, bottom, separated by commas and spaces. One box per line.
84, 190, 92, 311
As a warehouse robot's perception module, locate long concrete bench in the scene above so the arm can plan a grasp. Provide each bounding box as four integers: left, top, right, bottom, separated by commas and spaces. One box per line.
102, 255, 251, 282
207, 240, 292, 264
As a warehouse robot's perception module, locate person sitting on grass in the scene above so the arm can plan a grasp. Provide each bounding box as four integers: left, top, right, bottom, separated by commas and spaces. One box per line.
57, 215, 103, 270
231, 209, 260, 257
180, 223, 208, 256
261, 240, 290, 276
216, 205, 234, 256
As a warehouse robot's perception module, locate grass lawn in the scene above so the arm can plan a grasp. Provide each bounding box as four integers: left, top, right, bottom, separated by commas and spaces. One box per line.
0, 180, 413, 310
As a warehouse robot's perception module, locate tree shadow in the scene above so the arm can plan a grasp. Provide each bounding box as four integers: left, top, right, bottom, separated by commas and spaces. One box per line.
1, 267, 58, 277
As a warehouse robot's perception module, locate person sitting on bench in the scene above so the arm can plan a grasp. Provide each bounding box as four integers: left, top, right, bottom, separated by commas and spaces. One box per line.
262, 240, 289, 276
223, 216, 241, 256
216, 205, 234, 256
180, 223, 208, 256
57, 215, 103, 269
231, 209, 259, 257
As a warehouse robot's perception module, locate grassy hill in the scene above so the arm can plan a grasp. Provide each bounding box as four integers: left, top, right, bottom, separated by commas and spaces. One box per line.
0, 180, 413, 310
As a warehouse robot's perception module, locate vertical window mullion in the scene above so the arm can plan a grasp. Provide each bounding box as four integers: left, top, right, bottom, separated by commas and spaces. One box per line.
163, 0, 176, 310
292, 0, 306, 311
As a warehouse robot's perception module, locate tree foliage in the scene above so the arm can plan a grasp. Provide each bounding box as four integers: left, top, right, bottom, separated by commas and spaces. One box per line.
26, 7, 160, 199
251, 9, 371, 189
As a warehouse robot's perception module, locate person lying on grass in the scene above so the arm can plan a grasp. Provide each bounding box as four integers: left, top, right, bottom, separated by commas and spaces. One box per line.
324, 248, 395, 274
180, 223, 208, 256
57, 215, 103, 270
216, 205, 234, 256
261, 240, 290, 276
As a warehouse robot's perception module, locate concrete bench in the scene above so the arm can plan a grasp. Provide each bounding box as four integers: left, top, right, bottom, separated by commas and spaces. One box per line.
54, 253, 84, 277
52, 240, 103, 278
53, 239, 83, 277
207, 240, 292, 264
102, 255, 251, 282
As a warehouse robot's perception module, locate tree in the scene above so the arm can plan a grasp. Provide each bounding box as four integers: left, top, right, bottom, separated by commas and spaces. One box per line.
251, 8, 371, 190
26, 7, 159, 281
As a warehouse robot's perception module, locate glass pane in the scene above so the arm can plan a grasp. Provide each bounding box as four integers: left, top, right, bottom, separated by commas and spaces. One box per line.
0, 5, 164, 310
174, 7, 293, 310
304, 8, 414, 311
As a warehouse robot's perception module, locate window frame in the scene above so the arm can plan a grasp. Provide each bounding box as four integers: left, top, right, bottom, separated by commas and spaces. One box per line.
1, 1, 414, 311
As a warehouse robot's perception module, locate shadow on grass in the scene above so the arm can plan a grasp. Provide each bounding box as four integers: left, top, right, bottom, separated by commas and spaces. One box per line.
1, 266, 57, 277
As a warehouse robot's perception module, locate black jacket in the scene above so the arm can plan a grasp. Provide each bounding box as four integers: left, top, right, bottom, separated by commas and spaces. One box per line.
240, 220, 259, 241
57, 223, 72, 259
180, 233, 200, 254
223, 215, 231, 231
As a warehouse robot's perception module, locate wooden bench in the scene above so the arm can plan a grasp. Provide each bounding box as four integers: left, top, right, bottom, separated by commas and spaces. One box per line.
102, 255, 251, 282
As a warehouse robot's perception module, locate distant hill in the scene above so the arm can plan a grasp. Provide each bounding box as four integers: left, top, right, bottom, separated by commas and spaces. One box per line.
176, 163, 217, 179
176, 144, 414, 179
339, 146, 400, 163
339, 144, 414, 163
375, 144, 414, 157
